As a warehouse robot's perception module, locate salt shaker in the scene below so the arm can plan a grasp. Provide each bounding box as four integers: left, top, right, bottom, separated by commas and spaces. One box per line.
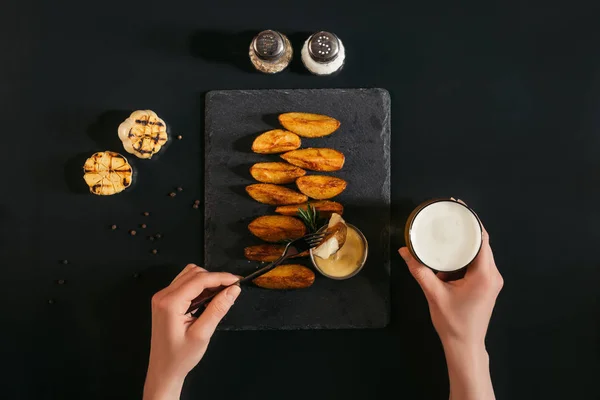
249, 30, 293, 74
301, 31, 345, 75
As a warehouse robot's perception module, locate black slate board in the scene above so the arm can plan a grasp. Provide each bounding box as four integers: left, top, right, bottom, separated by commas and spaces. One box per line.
204, 88, 390, 330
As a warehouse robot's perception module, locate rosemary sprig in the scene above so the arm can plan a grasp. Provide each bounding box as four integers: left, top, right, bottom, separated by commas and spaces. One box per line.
297, 203, 320, 233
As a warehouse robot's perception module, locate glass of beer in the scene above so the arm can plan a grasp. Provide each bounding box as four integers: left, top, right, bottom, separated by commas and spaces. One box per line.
404, 199, 483, 272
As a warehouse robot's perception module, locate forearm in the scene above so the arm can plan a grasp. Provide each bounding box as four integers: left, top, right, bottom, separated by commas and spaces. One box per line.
442, 340, 495, 400
143, 367, 185, 400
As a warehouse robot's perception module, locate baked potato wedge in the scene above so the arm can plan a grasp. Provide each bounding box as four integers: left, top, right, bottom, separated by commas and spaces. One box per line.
253, 264, 315, 289
275, 201, 344, 218
250, 162, 306, 184
251, 129, 301, 154
248, 215, 307, 242
278, 113, 340, 138
313, 213, 348, 259
246, 184, 308, 205
244, 244, 308, 262
296, 176, 347, 200
280, 148, 345, 171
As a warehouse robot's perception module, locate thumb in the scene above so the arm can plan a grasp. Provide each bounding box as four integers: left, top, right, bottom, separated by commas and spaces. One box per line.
399, 247, 440, 298
189, 285, 241, 340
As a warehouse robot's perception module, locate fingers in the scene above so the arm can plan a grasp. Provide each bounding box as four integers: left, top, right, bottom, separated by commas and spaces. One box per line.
174, 272, 240, 304
447, 199, 501, 284
188, 285, 241, 341
449, 198, 496, 275
466, 221, 497, 279
172, 264, 206, 285
466, 224, 503, 292
161, 264, 206, 297
479, 224, 501, 278
152, 269, 239, 316
399, 247, 441, 299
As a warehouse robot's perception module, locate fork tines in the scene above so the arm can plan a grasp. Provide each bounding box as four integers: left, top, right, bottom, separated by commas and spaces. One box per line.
305, 232, 326, 248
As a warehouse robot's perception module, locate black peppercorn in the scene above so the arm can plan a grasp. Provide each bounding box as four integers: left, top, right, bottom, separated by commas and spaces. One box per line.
130, 230, 137, 236
151, 249, 158, 255
155, 233, 162, 239
57, 279, 65, 285
194, 200, 200, 205
192, 204, 199, 209
133, 272, 140, 279
48, 299, 54, 304
169, 192, 176, 198
177, 187, 183, 192
61, 260, 69, 265
140, 224, 147, 229
111, 224, 118, 230
177, 135, 183, 140
148, 236, 155, 241
143, 212, 150, 217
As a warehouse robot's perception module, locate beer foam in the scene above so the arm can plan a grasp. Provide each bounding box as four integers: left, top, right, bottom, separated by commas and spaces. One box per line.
410, 201, 482, 271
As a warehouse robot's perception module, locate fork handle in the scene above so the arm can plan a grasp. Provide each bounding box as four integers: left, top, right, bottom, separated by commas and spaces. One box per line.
186, 284, 232, 315
186, 254, 289, 316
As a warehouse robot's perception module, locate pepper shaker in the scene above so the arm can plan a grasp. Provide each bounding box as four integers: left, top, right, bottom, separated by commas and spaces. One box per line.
301, 31, 345, 75
249, 30, 293, 74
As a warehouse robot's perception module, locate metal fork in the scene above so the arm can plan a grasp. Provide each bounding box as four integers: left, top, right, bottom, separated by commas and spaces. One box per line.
186, 232, 326, 315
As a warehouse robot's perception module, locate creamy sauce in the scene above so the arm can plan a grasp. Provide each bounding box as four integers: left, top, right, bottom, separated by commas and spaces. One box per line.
410, 201, 481, 272
314, 226, 365, 278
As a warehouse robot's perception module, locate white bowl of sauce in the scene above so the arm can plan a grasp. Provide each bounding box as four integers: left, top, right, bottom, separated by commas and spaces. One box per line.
309, 224, 368, 280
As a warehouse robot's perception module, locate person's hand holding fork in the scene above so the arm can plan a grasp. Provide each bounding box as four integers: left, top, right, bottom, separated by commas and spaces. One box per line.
143, 264, 241, 400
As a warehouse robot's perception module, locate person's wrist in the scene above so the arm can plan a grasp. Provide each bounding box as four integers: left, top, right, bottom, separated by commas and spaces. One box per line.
441, 335, 486, 354
442, 337, 494, 400
442, 337, 489, 369
143, 365, 186, 400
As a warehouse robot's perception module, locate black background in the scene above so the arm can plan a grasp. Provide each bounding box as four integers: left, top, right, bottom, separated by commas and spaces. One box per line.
1, 1, 599, 399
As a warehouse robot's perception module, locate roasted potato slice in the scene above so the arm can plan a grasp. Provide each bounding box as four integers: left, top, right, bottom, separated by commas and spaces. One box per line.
275, 201, 344, 218
248, 215, 307, 242
279, 113, 341, 138
313, 213, 348, 259
250, 162, 306, 184
253, 264, 315, 289
251, 129, 301, 154
246, 184, 308, 205
244, 244, 308, 262
281, 148, 345, 172
296, 176, 347, 200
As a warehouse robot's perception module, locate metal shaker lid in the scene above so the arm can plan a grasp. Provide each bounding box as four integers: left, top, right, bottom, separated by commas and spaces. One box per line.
252, 30, 285, 61
308, 31, 340, 63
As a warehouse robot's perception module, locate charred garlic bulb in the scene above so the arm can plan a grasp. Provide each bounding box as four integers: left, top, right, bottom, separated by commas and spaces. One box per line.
118, 110, 168, 159
83, 151, 133, 195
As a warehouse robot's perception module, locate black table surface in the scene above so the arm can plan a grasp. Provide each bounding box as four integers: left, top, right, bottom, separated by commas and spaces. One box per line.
2, 1, 599, 399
